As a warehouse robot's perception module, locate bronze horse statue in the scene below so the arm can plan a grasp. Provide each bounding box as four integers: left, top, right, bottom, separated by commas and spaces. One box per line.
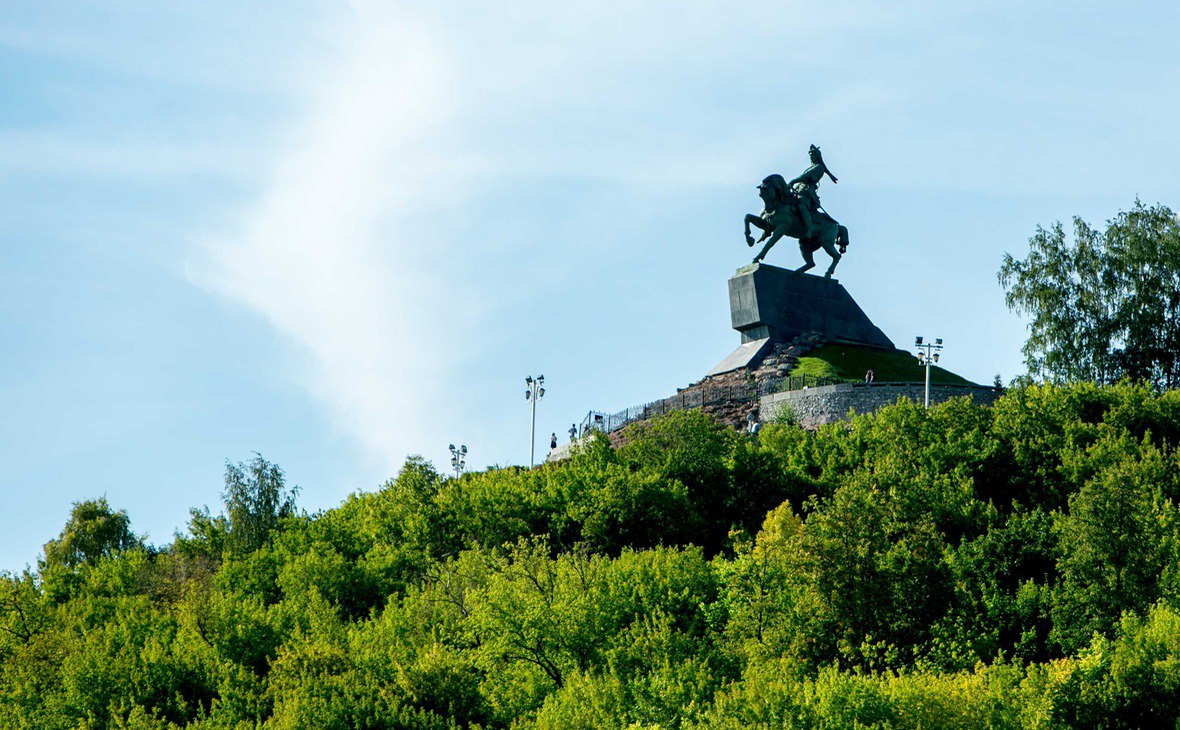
743, 148, 849, 278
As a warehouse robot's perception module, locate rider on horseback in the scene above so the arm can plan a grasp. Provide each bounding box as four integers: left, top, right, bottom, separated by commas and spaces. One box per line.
743, 145, 849, 277
788, 145, 838, 239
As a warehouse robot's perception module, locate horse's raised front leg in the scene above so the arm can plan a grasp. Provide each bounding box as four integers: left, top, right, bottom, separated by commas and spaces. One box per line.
753, 230, 783, 263
744, 214, 769, 247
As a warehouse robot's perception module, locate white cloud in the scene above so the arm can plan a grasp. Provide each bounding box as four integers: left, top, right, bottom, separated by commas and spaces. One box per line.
190, 11, 467, 468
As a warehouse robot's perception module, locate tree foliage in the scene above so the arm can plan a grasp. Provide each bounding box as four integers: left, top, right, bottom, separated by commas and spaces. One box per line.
222, 454, 300, 556
6, 387, 1180, 726
999, 201, 1180, 388
40, 497, 140, 571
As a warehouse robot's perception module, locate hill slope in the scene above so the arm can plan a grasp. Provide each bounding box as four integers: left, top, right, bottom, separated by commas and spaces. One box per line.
789, 342, 978, 385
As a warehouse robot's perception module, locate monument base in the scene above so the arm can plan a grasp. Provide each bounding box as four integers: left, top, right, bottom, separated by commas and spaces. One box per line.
728, 263, 896, 350
707, 337, 772, 377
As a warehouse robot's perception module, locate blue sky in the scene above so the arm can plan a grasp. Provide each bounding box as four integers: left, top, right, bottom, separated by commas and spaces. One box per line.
3, 1, 1179, 570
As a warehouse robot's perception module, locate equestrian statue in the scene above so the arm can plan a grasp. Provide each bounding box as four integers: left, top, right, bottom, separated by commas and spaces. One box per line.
743, 145, 850, 278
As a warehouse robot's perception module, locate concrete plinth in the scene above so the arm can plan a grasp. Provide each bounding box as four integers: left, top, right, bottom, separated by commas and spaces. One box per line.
729, 263, 895, 349
707, 337, 772, 377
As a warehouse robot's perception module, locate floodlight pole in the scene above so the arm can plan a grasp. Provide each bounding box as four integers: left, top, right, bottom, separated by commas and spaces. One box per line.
925, 356, 931, 408
524, 375, 546, 467
449, 444, 467, 479
914, 337, 944, 409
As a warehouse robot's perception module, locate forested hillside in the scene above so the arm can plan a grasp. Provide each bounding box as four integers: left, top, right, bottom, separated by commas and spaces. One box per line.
4, 383, 1180, 728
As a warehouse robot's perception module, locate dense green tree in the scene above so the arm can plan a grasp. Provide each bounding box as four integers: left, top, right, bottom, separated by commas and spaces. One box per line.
932, 508, 1057, 668
546, 434, 701, 554
174, 454, 300, 563
796, 474, 954, 670
617, 409, 760, 554
173, 506, 230, 563
0, 571, 45, 647
1052, 436, 1179, 653
222, 454, 300, 556
1045, 604, 1180, 729
999, 201, 1180, 388
719, 504, 808, 664
40, 498, 140, 571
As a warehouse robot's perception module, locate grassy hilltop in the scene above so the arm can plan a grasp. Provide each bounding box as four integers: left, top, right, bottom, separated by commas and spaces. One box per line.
789, 343, 977, 386
4, 383, 1180, 727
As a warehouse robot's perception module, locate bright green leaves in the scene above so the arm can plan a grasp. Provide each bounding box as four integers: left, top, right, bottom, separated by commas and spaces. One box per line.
1000, 201, 1180, 388
10, 383, 1180, 726
41, 497, 140, 572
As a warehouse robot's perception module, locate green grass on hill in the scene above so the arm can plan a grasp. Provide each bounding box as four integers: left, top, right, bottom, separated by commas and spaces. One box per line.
789, 343, 976, 386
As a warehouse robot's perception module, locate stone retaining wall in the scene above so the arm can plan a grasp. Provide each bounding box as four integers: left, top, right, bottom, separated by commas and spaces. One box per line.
759, 382, 1003, 428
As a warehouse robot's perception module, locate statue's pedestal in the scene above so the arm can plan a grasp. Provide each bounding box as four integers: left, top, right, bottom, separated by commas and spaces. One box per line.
708, 264, 895, 376
729, 264, 895, 348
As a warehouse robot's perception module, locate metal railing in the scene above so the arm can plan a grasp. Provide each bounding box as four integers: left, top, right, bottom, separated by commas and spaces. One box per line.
589, 382, 760, 435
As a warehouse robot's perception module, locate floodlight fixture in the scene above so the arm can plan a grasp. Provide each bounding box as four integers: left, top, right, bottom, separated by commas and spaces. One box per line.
449, 444, 468, 478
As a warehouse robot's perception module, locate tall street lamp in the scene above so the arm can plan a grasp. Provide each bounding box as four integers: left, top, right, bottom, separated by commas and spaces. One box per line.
449, 444, 467, 479
524, 375, 545, 467
914, 336, 944, 409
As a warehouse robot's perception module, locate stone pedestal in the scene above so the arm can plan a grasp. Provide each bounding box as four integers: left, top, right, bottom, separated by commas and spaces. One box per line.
728, 263, 895, 349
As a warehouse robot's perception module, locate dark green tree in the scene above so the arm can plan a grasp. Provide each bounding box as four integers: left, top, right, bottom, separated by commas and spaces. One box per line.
616, 410, 734, 554
999, 201, 1180, 388
1051, 437, 1177, 653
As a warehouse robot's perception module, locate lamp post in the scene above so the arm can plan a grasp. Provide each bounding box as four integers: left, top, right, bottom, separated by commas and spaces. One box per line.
449, 444, 467, 479
524, 374, 545, 467
914, 336, 944, 409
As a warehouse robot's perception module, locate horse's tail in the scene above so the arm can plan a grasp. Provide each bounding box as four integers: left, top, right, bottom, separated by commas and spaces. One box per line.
837, 225, 850, 251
